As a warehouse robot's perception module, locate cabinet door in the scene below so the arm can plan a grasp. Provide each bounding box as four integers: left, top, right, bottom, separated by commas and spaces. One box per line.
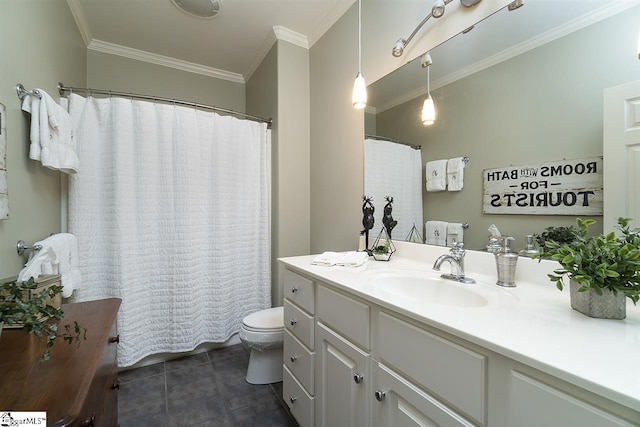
372, 363, 474, 427
315, 322, 370, 427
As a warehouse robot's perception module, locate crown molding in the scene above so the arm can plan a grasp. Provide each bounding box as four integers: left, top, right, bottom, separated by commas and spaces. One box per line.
273, 26, 309, 49
376, 0, 640, 114
308, 0, 357, 47
244, 26, 310, 82
66, 0, 93, 46
88, 40, 245, 84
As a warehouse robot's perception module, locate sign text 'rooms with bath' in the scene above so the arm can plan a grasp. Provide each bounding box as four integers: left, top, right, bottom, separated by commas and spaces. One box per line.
483, 157, 603, 215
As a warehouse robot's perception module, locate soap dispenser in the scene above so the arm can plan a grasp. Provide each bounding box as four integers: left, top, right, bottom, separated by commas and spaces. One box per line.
495, 236, 518, 287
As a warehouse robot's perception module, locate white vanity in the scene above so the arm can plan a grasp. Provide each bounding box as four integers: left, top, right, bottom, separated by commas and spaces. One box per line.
280, 241, 640, 427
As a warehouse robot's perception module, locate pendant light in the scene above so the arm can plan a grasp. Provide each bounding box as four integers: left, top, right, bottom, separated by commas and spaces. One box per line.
352, 0, 367, 109
421, 53, 435, 126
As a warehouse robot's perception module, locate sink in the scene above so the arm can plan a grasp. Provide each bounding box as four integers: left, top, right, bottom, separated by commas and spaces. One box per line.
363, 270, 514, 308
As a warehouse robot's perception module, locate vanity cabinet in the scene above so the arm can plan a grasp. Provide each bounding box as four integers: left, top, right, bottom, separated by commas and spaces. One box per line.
283, 269, 316, 427
0, 298, 121, 427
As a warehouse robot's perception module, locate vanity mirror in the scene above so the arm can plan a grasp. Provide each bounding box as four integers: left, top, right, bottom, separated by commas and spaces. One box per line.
364, 0, 640, 251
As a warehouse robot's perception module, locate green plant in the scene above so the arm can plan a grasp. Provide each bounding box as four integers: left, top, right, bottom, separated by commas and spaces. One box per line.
534, 225, 577, 248
0, 278, 86, 361
373, 241, 389, 254
535, 217, 640, 304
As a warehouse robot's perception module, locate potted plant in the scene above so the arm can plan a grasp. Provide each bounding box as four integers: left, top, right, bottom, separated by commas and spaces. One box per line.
0, 277, 86, 360
534, 225, 576, 249
536, 217, 640, 319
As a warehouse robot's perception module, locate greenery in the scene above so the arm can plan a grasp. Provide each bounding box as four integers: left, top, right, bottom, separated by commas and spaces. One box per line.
373, 241, 389, 254
0, 278, 86, 361
535, 218, 640, 304
534, 225, 577, 248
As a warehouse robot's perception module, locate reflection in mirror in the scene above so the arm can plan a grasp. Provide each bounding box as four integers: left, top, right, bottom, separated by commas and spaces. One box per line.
365, 1, 640, 251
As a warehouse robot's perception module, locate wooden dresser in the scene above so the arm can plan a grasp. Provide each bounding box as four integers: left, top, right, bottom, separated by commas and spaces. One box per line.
0, 298, 121, 427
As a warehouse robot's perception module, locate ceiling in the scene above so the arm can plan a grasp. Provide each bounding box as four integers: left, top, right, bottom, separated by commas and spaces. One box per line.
68, 0, 355, 83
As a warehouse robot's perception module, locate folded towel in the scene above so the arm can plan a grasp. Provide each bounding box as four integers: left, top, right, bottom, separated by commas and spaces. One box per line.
447, 157, 465, 191
22, 89, 78, 174
426, 160, 447, 192
312, 251, 369, 267
426, 221, 448, 246
446, 222, 464, 247
17, 233, 81, 298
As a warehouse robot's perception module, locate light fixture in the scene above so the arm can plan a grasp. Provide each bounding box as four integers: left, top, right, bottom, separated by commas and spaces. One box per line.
421, 53, 436, 126
507, 0, 524, 11
171, 0, 222, 18
432, 0, 446, 18
460, 0, 482, 6
353, 0, 367, 109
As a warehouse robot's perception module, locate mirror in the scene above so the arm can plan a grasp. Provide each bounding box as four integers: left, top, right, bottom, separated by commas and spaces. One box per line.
365, 1, 640, 251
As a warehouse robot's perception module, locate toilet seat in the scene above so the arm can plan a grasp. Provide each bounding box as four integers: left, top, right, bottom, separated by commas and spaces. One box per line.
242, 306, 284, 331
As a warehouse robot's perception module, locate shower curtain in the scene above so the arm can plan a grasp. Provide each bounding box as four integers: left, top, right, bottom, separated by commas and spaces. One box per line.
364, 138, 423, 242
67, 94, 271, 367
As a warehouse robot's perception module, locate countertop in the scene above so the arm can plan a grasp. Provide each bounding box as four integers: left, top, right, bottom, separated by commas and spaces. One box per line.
279, 241, 640, 411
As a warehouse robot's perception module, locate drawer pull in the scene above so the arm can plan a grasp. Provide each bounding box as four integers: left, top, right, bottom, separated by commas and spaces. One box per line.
353, 374, 364, 384
375, 390, 386, 402
109, 335, 120, 344
290, 355, 298, 363
291, 287, 298, 293
80, 414, 96, 427
290, 318, 298, 326
290, 396, 297, 404
111, 380, 121, 390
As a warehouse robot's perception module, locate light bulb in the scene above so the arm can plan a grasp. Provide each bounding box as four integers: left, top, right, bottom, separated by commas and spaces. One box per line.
432, 0, 445, 18
353, 72, 367, 109
422, 95, 435, 126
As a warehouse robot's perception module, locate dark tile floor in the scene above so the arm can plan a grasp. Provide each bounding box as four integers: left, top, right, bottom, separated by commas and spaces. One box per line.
117, 344, 299, 427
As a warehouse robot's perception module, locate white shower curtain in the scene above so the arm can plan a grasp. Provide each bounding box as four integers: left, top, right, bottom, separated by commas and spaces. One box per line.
67, 94, 271, 367
364, 138, 423, 242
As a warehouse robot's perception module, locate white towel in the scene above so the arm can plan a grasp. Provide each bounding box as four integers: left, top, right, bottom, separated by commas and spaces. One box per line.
447, 157, 465, 191
426, 221, 448, 246
21, 89, 78, 174
426, 160, 447, 192
16, 233, 81, 298
312, 251, 369, 267
446, 223, 464, 247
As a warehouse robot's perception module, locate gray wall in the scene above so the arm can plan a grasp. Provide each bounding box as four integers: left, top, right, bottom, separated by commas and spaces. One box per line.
375, 7, 640, 249
0, 0, 87, 278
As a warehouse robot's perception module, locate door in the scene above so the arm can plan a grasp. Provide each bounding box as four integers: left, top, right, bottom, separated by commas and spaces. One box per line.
603, 80, 640, 232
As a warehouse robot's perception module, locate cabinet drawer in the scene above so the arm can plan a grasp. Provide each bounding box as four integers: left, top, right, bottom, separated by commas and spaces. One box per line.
284, 269, 315, 314
317, 285, 370, 350
284, 330, 315, 395
377, 311, 486, 425
284, 299, 314, 350
284, 365, 314, 427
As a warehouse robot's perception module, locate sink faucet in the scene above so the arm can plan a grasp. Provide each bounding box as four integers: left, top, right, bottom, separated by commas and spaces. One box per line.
432, 242, 476, 284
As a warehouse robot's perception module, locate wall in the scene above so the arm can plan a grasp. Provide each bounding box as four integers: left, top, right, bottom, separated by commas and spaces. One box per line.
375, 7, 640, 249
0, 0, 87, 278
247, 40, 311, 305
87, 51, 245, 111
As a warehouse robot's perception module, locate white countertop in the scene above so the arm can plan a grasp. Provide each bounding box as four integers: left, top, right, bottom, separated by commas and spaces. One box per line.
279, 241, 640, 411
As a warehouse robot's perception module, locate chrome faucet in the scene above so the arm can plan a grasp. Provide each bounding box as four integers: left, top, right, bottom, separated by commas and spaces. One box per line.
432, 242, 476, 284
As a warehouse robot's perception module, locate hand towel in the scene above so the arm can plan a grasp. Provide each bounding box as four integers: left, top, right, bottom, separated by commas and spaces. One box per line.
447, 157, 465, 191
426, 160, 447, 192
21, 94, 43, 161
17, 246, 57, 283
446, 223, 464, 247
426, 221, 448, 246
311, 251, 369, 267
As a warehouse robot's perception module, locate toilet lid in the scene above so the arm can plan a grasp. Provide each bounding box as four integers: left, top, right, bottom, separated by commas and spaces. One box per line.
243, 306, 284, 331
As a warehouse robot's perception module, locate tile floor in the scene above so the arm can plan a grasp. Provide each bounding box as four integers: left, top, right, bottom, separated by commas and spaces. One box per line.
117, 344, 299, 427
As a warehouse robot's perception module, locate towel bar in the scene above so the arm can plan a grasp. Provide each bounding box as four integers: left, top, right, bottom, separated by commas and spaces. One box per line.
16, 240, 42, 256
16, 84, 42, 101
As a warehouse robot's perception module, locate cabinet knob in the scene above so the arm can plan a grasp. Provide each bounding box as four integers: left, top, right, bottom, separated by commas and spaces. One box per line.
291, 287, 298, 293
290, 318, 298, 326
290, 355, 298, 363
353, 374, 364, 384
109, 335, 120, 344
375, 390, 386, 402
290, 396, 297, 404
111, 380, 121, 390
80, 414, 96, 427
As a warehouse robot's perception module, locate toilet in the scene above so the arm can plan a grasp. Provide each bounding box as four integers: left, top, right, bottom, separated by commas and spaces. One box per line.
239, 306, 284, 384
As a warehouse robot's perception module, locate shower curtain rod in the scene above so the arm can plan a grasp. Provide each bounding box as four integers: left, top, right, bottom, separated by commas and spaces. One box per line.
365, 134, 421, 150
56, 82, 273, 128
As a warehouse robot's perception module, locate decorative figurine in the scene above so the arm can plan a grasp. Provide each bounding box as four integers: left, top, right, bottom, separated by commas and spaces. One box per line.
361, 196, 375, 254
382, 196, 398, 240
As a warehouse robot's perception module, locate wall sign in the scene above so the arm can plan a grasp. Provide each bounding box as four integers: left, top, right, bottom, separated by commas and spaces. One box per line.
483, 157, 603, 215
